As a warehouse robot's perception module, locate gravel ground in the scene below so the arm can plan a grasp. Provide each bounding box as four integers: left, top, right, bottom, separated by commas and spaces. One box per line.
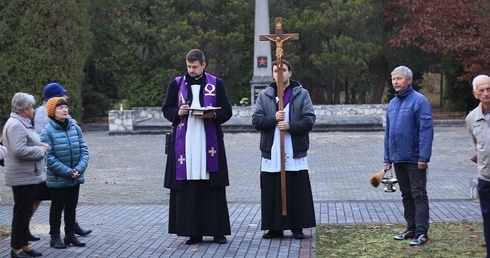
0, 126, 476, 205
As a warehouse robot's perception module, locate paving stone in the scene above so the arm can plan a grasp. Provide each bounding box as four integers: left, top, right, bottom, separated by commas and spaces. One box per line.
0, 124, 482, 257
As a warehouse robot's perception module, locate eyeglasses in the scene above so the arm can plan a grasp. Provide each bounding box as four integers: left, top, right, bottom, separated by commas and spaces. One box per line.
56, 105, 69, 110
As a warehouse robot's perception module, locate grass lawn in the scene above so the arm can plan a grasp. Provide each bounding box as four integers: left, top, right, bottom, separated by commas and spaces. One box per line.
316, 222, 486, 258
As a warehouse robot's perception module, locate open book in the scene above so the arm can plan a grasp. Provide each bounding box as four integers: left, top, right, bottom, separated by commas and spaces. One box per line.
189, 106, 221, 116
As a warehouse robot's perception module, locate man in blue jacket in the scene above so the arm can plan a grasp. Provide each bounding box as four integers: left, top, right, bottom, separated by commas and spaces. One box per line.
384, 66, 434, 246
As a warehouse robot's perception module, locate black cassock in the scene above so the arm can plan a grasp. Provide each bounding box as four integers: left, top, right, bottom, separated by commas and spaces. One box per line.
162, 74, 232, 237
260, 170, 316, 231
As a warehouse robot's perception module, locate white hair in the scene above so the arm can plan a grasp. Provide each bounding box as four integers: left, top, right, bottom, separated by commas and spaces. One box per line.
11, 92, 35, 114
472, 75, 490, 90
391, 66, 413, 80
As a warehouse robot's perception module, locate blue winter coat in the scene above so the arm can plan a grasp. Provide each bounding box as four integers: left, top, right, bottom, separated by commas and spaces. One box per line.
40, 118, 89, 188
384, 86, 434, 164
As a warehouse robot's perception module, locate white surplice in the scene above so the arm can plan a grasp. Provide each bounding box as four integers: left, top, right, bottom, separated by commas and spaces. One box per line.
261, 103, 308, 173
185, 84, 209, 180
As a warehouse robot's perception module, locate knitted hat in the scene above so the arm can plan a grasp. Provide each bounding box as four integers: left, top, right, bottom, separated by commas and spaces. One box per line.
46, 97, 68, 119
43, 83, 68, 101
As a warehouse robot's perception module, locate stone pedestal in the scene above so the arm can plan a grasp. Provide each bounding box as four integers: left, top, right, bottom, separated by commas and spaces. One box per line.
251, 76, 272, 106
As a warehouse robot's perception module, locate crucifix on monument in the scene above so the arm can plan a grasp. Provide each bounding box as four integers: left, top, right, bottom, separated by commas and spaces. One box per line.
259, 17, 299, 216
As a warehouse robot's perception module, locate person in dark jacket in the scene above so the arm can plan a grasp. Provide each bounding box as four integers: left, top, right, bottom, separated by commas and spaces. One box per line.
252, 60, 316, 240
162, 49, 232, 245
3, 92, 47, 258
384, 66, 434, 246
40, 97, 89, 249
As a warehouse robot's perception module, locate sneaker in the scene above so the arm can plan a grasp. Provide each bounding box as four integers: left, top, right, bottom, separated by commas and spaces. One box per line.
394, 230, 415, 240
409, 234, 430, 246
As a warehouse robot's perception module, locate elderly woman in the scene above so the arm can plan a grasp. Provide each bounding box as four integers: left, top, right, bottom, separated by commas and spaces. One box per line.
40, 97, 89, 249
3, 92, 47, 258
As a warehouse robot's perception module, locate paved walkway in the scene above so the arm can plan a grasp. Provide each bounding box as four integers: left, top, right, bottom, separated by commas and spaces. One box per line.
0, 125, 483, 257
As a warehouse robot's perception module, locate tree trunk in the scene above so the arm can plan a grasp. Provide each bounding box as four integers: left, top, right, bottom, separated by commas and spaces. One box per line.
333, 79, 341, 104
374, 56, 389, 103
326, 79, 333, 104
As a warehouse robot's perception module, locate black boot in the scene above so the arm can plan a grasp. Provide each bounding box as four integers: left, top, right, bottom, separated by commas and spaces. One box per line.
64, 233, 86, 247
74, 223, 92, 236
50, 234, 67, 249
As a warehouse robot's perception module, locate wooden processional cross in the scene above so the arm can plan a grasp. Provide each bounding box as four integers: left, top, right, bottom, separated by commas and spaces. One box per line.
259, 17, 299, 216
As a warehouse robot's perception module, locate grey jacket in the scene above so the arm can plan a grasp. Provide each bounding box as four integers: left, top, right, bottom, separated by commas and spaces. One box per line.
2, 113, 46, 186
466, 103, 490, 182
252, 81, 316, 159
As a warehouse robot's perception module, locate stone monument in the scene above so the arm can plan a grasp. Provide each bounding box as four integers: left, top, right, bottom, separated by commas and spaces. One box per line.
250, 0, 273, 105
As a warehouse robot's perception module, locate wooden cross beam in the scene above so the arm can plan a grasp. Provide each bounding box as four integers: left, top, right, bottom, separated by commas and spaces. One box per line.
259, 17, 299, 65
259, 17, 299, 216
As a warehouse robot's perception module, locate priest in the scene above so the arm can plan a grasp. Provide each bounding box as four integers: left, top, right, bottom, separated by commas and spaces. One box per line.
162, 49, 232, 245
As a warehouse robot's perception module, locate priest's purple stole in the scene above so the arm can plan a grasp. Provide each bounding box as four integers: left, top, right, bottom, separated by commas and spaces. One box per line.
175, 73, 219, 180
